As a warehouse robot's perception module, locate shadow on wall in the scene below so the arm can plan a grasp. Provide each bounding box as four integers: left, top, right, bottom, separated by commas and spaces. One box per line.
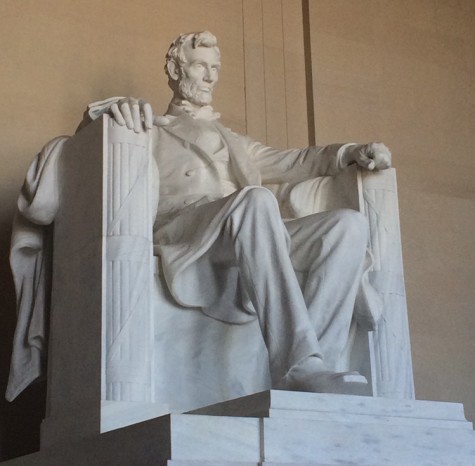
0, 212, 46, 462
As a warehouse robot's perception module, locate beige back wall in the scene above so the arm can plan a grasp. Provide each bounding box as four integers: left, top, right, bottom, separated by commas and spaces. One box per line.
309, 0, 475, 421
0, 0, 474, 461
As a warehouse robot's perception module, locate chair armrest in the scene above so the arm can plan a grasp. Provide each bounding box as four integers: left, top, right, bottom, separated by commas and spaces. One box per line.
269, 166, 415, 398
288, 165, 361, 216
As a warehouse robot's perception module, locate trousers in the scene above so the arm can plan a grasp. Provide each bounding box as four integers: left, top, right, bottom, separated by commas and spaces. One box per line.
213, 186, 368, 384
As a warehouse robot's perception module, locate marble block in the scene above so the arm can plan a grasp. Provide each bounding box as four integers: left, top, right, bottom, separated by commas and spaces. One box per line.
167, 464, 334, 466
169, 415, 260, 462
190, 389, 471, 426
2, 391, 474, 466
168, 462, 259, 466
187, 390, 475, 465
264, 417, 475, 465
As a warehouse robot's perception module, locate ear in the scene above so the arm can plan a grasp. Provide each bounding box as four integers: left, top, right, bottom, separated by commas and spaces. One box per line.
167, 60, 180, 81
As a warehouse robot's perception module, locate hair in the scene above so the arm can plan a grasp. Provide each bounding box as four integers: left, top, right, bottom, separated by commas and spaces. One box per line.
164, 31, 220, 89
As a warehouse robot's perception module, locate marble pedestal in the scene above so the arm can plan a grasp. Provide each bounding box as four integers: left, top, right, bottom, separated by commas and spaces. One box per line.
3, 390, 474, 466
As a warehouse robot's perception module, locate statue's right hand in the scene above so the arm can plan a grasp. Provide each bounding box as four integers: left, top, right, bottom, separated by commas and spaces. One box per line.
110, 97, 153, 133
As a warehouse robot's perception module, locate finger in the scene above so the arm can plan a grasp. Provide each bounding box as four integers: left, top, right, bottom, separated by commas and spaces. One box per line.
142, 102, 153, 129
364, 148, 376, 170
120, 102, 134, 130
359, 155, 375, 170
131, 102, 142, 133
355, 147, 376, 170
110, 103, 126, 126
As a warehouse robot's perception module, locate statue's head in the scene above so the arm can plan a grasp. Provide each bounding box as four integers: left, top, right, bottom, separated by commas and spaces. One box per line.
165, 31, 221, 106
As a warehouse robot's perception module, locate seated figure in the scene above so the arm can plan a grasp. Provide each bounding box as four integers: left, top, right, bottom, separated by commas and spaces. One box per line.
7, 31, 393, 408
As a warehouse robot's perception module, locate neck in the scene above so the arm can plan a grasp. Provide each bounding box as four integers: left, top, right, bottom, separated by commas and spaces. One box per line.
166, 95, 218, 120
170, 94, 208, 111
164, 92, 221, 121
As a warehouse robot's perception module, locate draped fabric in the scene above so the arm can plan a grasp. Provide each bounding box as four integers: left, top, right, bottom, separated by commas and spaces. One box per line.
6, 137, 68, 401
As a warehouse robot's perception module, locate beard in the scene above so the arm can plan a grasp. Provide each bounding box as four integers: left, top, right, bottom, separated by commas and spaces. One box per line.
178, 78, 213, 106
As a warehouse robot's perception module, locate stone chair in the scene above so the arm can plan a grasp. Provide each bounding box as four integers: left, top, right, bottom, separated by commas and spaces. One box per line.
40, 115, 414, 447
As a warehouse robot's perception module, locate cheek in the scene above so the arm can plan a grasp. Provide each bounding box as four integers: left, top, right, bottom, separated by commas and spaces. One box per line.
184, 68, 203, 82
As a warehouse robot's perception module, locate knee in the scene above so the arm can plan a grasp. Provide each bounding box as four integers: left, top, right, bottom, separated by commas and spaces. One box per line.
241, 186, 279, 213
332, 209, 368, 245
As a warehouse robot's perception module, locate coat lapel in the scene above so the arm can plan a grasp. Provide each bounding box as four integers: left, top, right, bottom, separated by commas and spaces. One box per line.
160, 114, 262, 187
161, 113, 198, 143
214, 122, 261, 187
161, 114, 214, 164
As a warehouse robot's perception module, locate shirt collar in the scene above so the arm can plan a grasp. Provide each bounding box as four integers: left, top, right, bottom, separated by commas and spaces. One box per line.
165, 101, 221, 121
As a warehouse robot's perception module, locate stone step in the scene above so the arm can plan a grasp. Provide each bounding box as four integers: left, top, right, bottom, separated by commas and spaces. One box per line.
190, 390, 471, 425
168, 463, 381, 466
168, 413, 475, 465
266, 406, 471, 429
169, 415, 260, 463
168, 463, 338, 466
168, 462, 259, 466
4, 392, 475, 466
262, 416, 475, 465
175, 391, 475, 465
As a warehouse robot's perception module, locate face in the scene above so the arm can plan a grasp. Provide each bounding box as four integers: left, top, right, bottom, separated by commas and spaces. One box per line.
177, 45, 221, 106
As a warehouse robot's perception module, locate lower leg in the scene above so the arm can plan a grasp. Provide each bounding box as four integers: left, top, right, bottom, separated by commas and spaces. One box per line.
225, 189, 367, 394
223, 187, 321, 383
286, 209, 369, 370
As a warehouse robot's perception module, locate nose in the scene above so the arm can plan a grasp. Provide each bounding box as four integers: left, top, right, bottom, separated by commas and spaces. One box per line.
203, 67, 216, 84
203, 70, 213, 83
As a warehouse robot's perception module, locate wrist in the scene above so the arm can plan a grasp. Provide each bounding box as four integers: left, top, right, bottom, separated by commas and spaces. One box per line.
338, 143, 359, 169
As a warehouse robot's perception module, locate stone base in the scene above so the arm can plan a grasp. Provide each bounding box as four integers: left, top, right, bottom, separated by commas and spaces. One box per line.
2, 391, 475, 465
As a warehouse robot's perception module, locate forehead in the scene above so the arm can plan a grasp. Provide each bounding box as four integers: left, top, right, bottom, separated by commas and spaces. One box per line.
184, 45, 221, 65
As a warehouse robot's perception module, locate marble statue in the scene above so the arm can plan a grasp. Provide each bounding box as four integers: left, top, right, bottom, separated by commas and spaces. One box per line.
6, 31, 392, 405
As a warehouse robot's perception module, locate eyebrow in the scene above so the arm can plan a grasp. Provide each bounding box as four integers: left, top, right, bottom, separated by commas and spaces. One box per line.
192, 59, 221, 68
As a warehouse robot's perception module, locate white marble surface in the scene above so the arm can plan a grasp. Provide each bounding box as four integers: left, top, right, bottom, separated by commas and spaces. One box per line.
3, 392, 475, 466
169, 414, 260, 462
268, 408, 472, 429
268, 390, 467, 421
191, 389, 469, 423
264, 417, 475, 465
168, 462, 259, 466
185, 391, 475, 465
104, 121, 154, 403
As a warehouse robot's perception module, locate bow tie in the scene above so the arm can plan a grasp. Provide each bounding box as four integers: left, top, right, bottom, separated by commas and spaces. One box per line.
179, 101, 221, 121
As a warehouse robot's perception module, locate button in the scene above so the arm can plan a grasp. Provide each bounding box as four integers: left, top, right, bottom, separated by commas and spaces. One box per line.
184, 198, 193, 205
183, 141, 191, 150
185, 170, 194, 176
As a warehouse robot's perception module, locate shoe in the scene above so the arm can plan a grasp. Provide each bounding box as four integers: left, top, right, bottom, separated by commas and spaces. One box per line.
276, 356, 368, 395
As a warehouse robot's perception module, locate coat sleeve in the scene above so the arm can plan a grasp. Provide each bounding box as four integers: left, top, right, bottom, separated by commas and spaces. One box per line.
244, 136, 357, 184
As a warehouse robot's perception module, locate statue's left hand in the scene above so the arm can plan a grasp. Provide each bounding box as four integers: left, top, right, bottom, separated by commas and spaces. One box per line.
345, 142, 392, 171
110, 97, 154, 133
